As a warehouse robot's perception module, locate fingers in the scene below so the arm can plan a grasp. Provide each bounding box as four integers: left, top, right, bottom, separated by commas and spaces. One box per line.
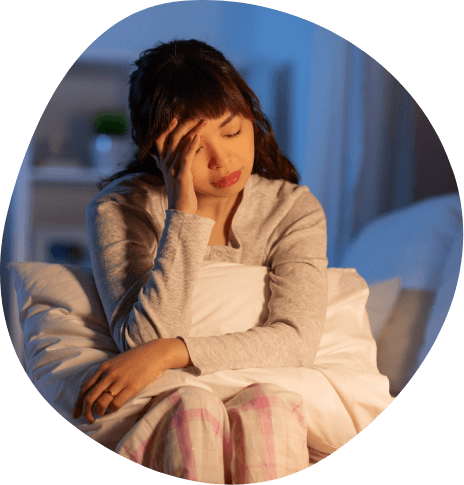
73, 363, 118, 423
155, 117, 178, 160
73, 366, 106, 419
93, 385, 123, 417
167, 120, 207, 178
73, 371, 137, 423
179, 133, 201, 173
81, 376, 116, 423
154, 118, 206, 177
72, 341, 167, 424
74, 381, 136, 424
108, 387, 138, 413
168, 118, 205, 157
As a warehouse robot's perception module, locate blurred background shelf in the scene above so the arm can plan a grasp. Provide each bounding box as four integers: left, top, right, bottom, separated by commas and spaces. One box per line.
1, 59, 136, 366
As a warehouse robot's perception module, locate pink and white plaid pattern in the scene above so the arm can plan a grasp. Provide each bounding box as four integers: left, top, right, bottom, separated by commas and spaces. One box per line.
117, 383, 309, 483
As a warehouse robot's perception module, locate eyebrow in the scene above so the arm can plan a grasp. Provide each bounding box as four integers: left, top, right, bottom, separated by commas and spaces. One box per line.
219, 113, 237, 128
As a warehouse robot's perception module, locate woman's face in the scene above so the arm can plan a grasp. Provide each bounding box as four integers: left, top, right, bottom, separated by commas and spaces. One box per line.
190, 111, 254, 198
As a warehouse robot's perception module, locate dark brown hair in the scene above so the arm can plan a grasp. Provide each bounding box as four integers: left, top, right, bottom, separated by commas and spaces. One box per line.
99, 39, 300, 189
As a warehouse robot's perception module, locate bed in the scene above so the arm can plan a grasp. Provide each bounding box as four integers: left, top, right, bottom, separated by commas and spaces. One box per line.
8, 192, 462, 472
340, 192, 462, 396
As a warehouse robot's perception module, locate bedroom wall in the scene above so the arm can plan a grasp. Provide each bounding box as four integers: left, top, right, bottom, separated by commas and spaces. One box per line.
413, 103, 458, 201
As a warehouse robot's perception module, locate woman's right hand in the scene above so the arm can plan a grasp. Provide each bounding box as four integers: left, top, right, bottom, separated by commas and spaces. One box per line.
153, 117, 207, 214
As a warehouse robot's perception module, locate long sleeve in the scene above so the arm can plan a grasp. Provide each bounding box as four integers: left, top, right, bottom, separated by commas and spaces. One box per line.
182, 186, 328, 375
87, 173, 328, 376
86, 175, 215, 352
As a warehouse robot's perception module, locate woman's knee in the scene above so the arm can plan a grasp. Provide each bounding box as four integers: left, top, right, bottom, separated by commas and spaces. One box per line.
226, 382, 306, 429
244, 382, 290, 397
172, 386, 226, 419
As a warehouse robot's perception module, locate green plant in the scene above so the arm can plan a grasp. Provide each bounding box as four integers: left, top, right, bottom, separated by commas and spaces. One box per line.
91, 110, 128, 135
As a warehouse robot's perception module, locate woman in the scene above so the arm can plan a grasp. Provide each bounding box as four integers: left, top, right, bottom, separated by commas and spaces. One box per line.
74, 39, 328, 482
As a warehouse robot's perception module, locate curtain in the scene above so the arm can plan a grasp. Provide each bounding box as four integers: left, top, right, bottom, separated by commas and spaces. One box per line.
301, 30, 416, 266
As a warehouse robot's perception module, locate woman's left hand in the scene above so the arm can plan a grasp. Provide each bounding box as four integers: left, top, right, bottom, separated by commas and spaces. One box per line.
73, 338, 191, 423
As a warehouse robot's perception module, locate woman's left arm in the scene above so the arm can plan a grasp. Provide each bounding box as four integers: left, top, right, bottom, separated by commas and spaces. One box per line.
182, 188, 328, 375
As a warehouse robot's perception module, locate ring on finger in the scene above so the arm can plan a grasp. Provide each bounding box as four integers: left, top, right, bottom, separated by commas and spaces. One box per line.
104, 389, 116, 398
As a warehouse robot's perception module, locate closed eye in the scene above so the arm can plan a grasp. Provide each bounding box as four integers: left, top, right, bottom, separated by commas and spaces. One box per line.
195, 128, 242, 155
225, 128, 242, 138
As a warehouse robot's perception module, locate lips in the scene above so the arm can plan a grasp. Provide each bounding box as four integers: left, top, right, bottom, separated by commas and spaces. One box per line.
212, 170, 242, 188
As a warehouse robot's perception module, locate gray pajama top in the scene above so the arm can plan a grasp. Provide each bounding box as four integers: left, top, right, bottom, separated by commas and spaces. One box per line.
86, 172, 328, 375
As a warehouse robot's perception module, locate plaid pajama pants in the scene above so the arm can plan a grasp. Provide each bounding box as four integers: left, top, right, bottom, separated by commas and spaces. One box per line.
118, 383, 310, 483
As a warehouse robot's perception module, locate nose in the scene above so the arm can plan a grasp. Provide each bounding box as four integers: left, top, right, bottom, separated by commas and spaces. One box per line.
207, 143, 231, 173
208, 158, 226, 170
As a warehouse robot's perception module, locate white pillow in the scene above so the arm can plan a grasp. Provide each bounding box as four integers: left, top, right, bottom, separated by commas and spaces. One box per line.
192, 262, 377, 372
8, 263, 119, 420
189, 261, 272, 337
340, 193, 461, 291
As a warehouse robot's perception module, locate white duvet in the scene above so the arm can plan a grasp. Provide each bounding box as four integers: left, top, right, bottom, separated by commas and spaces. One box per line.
9, 261, 394, 458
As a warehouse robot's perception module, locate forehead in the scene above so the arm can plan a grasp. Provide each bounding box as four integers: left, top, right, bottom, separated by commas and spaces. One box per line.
174, 95, 251, 123
208, 111, 237, 125
183, 111, 243, 125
